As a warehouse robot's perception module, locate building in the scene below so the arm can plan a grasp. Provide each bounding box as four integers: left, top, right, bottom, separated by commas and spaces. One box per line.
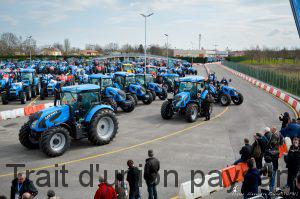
228, 51, 245, 57
40, 48, 62, 56
173, 49, 228, 58
79, 50, 100, 56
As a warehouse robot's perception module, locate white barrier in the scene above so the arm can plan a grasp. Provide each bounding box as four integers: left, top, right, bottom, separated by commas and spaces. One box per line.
44, 102, 54, 108
178, 172, 223, 199
15, 108, 25, 117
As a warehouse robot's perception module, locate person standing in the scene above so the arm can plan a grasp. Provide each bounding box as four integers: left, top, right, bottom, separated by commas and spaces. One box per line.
115, 173, 129, 199
279, 112, 290, 129
234, 138, 252, 165
284, 137, 300, 193
126, 160, 141, 199
10, 173, 38, 199
94, 176, 117, 199
144, 150, 160, 199
241, 159, 262, 199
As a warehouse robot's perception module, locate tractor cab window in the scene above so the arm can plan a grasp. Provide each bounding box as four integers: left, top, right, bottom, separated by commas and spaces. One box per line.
61, 92, 78, 109
179, 82, 193, 93
136, 75, 145, 85
21, 72, 33, 83
101, 78, 113, 88
125, 76, 135, 86
115, 75, 125, 87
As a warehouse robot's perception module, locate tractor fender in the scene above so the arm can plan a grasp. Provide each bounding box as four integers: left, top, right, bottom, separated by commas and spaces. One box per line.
148, 82, 161, 92
85, 105, 114, 122
113, 82, 122, 90
200, 90, 209, 100
105, 87, 119, 98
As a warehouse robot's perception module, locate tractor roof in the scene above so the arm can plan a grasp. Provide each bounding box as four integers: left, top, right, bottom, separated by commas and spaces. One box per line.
180, 76, 205, 83
136, 73, 152, 77
62, 84, 100, 93
20, 68, 35, 73
89, 74, 112, 79
114, 72, 135, 77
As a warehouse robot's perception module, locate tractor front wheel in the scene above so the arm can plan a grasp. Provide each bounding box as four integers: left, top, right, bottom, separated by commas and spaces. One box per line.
232, 93, 244, 105
26, 87, 32, 101
88, 109, 118, 145
142, 91, 153, 105
219, 93, 231, 106
31, 86, 36, 98
161, 100, 174, 120
185, 103, 198, 123
20, 91, 26, 104
121, 95, 135, 112
19, 122, 39, 149
40, 126, 71, 157
131, 94, 138, 105
150, 90, 156, 101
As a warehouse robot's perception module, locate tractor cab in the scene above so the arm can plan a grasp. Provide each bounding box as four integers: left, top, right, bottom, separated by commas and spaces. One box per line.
19, 68, 37, 86
113, 72, 136, 90
146, 66, 158, 77
162, 73, 180, 93
60, 84, 101, 118
136, 74, 167, 100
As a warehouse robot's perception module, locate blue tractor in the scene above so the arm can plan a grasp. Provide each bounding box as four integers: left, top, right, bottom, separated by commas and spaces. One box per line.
19, 84, 119, 157
2, 81, 27, 104
161, 73, 180, 93
40, 74, 61, 100
113, 72, 153, 105
161, 76, 212, 123
89, 74, 135, 112
135, 74, 168, 100
18, 68, 40, 100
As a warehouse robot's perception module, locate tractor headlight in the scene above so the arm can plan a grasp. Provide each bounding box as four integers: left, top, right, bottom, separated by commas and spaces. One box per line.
31, 120, 38, 128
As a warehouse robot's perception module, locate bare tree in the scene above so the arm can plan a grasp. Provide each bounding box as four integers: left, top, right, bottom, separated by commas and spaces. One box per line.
63, 39, 71, 55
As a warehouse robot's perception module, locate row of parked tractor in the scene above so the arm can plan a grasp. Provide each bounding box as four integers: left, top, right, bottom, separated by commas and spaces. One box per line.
0, 58, 243, 158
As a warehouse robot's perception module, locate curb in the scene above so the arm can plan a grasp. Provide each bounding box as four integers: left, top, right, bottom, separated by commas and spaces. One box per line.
0, 102, 54, 121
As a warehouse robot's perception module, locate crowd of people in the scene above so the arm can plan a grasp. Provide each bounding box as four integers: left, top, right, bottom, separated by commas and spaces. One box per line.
1, 150, 160, 199
236, 113, 300, 199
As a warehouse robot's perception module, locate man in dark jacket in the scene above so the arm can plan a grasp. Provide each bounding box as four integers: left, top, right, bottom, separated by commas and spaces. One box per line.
279, 112, 290, 129
10, 173, 38, 199
126, 160, 141, 199
241, 158, 261, 198
234, 138, 252, 165
284, 137, 300, 193
280, 119, 300, 139
144, 150, 160, 199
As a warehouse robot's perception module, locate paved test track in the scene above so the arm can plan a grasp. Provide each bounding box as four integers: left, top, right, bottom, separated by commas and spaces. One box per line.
0, 64, 294, 199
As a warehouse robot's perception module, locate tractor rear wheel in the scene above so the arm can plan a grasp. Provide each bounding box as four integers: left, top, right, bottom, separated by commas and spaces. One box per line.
150, 90, 156, 101
219, 93, 231, 106
88, 109, 118, 145
158, 89, 168, 100
142, 91, 153, 105
35, 84, 40, 95
185, 103, 198, 123
232, 93, 244, 105
161, 100, 174, 120
40, 126, 70, 157
2, 92, 8, 104
121, 95, 135, 112
19, 121, 39, 149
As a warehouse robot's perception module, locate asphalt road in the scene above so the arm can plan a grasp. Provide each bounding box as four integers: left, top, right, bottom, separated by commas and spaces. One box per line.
0, 64, 295, 199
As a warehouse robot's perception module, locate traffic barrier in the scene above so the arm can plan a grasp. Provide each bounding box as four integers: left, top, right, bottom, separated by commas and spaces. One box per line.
44, 102, 54, 108
15, 108, 25, 117
178, 172, 223, 199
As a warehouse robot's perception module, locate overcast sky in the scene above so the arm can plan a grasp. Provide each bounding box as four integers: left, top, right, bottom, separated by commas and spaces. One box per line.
0, 0, 299, 50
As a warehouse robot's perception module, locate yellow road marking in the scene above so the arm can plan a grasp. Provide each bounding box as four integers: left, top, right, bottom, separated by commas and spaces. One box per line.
0, 107, 229, 178
27, 96, 39, 107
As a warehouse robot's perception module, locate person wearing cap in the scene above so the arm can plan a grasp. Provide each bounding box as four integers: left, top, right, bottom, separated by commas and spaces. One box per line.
144, 150, 160, 199
126, 160, 141, 199
94, 176, 117, 199
47, 190, 60, 199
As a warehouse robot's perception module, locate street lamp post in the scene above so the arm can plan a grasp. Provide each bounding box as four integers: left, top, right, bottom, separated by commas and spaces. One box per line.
164, 34, 169, 67
191, 42, 194, 64
140, 12, 154, 73
27, 36, 32, 61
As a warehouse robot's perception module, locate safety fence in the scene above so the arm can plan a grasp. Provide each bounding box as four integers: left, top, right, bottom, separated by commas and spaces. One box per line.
222, 61, 300, 97
0, 102, 53, 120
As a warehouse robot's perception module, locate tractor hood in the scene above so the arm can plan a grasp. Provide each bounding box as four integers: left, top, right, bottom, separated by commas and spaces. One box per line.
174, 92, 190, 108
129, 84, 146, 95
10, 82, 23, 91
105, 87, 126, 101
30, 105, 70, 132
148, 82, 162, 92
